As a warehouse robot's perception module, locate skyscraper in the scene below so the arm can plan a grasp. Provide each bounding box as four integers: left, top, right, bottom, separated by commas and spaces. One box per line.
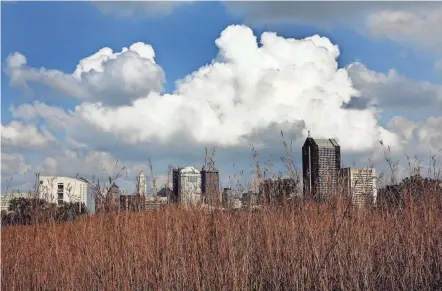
136, 171, 147, 196
302, 135, 341, 202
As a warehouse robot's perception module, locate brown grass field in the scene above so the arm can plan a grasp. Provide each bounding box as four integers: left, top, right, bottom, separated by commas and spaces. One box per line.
2, 194, 442, 290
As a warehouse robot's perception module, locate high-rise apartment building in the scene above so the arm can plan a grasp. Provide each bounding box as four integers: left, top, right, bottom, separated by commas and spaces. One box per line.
302, 136, 341, 202
340, 168, 377, 206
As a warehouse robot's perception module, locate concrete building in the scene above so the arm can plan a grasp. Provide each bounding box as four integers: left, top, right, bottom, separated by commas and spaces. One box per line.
178, 166, 202, 206
259, 178, 297, 204
136, 170, 147, 196
340, 168, 377, 206
0, 191, 34, 212
201, 167, 220, 205
302, 135, 341, 202
38, 176, 91, 210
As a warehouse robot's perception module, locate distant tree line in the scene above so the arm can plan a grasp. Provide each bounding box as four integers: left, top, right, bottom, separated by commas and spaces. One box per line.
377, 174, 442, 210
1, 197, 88, 227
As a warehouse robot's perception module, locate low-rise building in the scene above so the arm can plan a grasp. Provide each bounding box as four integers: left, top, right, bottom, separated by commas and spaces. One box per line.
0, 191, 34, 212
38, 176, 93, 212
259, 178, 297, 204
340, 168, 377, 206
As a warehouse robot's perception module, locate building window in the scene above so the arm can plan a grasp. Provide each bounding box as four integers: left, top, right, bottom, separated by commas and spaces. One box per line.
57, 183, 64, 204
39, 180, 43, 185
188, 176, 197, 183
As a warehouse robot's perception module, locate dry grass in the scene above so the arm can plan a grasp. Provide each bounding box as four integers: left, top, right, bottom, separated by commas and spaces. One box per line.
2, 141, 442, 290
2, 194, 442, 290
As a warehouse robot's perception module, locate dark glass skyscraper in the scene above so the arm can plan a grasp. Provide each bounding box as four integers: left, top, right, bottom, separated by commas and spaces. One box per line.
302, 137, 341, 202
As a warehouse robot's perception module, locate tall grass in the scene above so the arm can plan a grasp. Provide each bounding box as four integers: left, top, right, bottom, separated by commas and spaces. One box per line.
2, 193, 442, 290
2, 140, 442, 290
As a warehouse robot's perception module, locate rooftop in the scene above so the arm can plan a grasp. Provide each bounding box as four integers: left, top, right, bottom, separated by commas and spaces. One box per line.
311, 138, 339, 148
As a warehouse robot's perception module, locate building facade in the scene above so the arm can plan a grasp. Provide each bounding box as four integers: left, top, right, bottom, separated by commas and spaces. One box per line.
302, 137, 341, 202
259, 178, 297, 204
0, 191, 34, 212
38, 176, 90, 209
172, 167, 202, 206
201, 167, 220, 205
171, 168, 180, 203
340, 168, 377, 206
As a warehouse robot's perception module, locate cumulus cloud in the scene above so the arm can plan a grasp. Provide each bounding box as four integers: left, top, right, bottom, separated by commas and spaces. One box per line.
1, 121, 57, 150
388, 116, 442, 155
347, 62, 442, 112
5, 43, 165, 106
6, 26, 400, 154
10, 24, 442, 193
69, 25, 399, 154
225, 2, 442, 65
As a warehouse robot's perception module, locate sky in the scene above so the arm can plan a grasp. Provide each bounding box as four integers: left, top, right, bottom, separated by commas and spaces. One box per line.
2, 1, 442, 194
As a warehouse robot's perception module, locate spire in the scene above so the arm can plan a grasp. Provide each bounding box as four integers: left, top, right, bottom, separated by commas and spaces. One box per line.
308, 130, 311, 138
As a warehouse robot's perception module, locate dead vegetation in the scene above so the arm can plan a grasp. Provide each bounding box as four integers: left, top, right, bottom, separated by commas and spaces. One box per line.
1, 141, 442, 290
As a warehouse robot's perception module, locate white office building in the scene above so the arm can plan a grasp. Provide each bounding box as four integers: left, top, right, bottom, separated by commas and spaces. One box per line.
178, 166, 202, 206
38, 176, 90, 209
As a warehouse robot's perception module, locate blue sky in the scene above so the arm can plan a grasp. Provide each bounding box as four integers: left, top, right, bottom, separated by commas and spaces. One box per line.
2, 1, 442, 192
2, 1, 438, 120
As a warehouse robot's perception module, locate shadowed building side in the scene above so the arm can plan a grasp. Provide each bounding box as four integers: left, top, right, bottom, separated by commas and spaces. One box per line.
201, 167, 220, 206
302, 136, 341, 202
259, 178, 296, 204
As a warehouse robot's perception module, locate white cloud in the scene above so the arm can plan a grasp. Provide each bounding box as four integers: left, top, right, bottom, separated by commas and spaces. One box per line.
1, 121, 57, 149
367, 7, 442, 54
7, 24, 442, 193
388, 116, 442, 155
5, 43, 165, 106
225, 3, 442, 65
93, 1, 193, 18
69, 25, 399, 154
347, 62, 442, 111
1, 153, 31, 177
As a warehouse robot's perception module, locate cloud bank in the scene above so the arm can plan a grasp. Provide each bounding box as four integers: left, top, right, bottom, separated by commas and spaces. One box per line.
6, 43, 165, 106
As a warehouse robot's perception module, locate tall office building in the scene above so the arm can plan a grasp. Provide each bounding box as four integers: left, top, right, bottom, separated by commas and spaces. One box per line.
302, 135, 341, 202
201, 167, 220, 205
